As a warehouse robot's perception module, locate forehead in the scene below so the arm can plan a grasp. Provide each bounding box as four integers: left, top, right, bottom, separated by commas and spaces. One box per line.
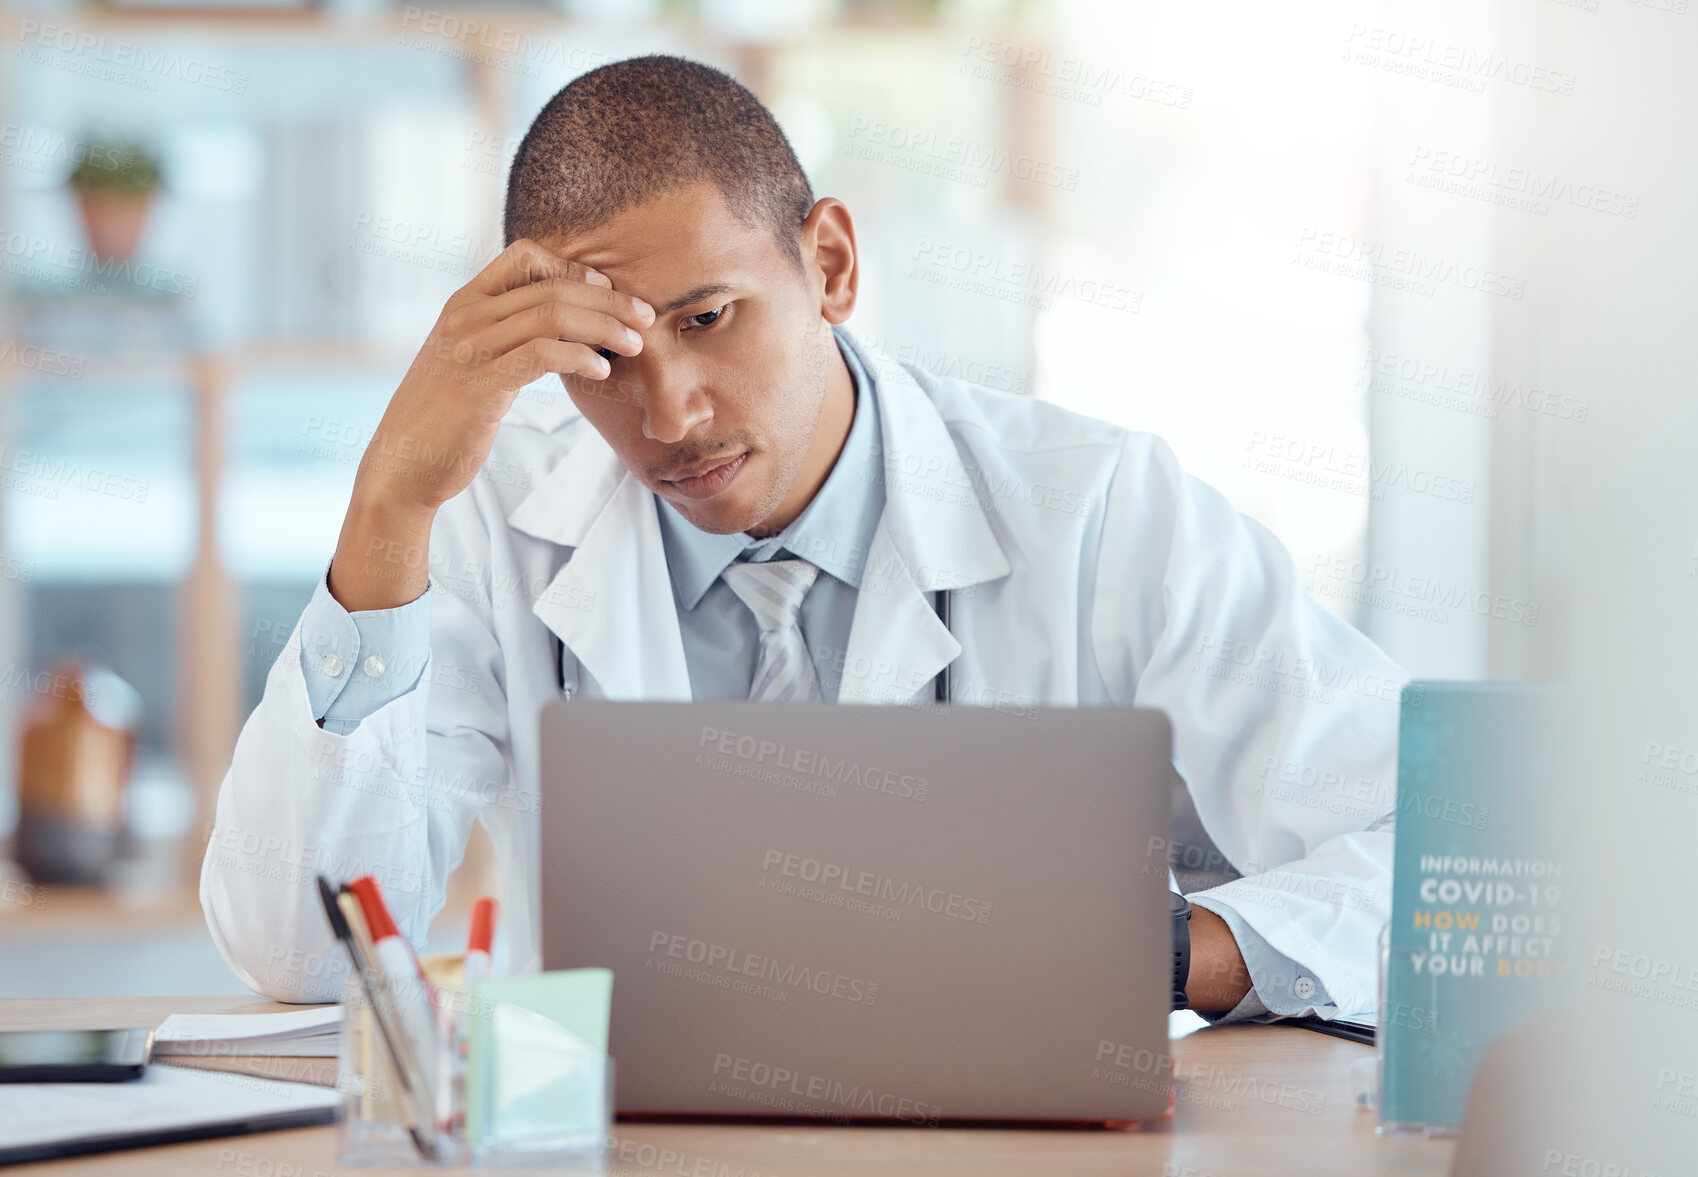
546, 181, 782, 307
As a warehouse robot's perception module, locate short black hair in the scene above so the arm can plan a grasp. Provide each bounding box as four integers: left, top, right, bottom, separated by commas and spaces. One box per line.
503, 54, 814, 269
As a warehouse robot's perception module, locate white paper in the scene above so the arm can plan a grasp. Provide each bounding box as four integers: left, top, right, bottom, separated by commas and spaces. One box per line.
153, 1007, 343, 1057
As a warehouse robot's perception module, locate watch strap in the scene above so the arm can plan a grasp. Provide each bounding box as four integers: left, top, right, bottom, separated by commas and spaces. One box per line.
1171, 892, 1193, 1011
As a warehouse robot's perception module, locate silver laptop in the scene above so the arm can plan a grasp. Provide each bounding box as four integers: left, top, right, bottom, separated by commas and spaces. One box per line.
539, 700, 1177, 1124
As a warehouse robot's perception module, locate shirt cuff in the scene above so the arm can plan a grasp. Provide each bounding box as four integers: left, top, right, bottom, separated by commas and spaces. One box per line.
1188, 895, 1338, 1025
297, 562, 433, 734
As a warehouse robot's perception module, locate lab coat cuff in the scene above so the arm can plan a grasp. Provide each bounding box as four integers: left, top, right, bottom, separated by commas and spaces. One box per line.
1199, 984, 1278, 1027
1189, 894, 1339, 1024
298, 562, 434, 728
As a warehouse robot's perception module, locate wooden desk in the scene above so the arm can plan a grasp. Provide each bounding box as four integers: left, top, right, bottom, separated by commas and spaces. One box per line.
3, 997, 1453, 1176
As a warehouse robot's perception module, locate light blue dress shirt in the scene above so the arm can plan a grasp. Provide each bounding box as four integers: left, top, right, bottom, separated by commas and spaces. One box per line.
293, 326, 1337, 1023
297, 568, 432, 737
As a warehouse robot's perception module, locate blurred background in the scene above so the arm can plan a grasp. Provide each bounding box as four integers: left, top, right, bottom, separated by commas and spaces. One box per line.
0, 0, 1689, 1109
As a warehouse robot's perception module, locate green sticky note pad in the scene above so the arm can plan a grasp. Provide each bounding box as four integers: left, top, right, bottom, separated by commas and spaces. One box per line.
475, 969, 612, 1054
465, 968, 612, 1146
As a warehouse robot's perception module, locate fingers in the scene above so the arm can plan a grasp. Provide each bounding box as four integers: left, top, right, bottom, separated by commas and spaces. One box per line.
505, 337, 615, 384
436, 238, 657, 391
468, 296, 650, 368
480, 276, 655, 341
461, 238, 610, 300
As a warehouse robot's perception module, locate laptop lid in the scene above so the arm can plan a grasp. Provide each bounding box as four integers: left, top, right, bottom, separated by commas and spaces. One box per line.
540, 700, 1176, 1124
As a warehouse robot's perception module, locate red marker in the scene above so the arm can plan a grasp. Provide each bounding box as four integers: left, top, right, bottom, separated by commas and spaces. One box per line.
463, 897, 498, 988
348, 876, 427, 985
347, 875, 441, 1117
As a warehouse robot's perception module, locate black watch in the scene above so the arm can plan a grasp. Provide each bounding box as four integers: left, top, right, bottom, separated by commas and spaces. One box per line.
1170, 891, 1193, 1011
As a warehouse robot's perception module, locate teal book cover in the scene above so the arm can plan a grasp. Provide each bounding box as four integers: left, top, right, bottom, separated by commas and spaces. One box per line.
1381, 682, 1576, 1131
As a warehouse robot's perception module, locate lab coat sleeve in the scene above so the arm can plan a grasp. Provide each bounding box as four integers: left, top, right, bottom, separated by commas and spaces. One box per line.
1090, 432, 1405, 1018
199, 486, 513, 1002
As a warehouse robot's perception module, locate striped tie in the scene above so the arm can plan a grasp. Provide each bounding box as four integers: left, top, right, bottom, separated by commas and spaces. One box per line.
720, 558, 825, 702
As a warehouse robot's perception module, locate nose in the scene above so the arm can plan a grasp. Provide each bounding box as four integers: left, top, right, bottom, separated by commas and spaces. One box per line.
639, 362, 713, 444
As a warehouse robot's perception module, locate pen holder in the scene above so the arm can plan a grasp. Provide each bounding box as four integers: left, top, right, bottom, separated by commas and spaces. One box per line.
337, 954, 614, 1170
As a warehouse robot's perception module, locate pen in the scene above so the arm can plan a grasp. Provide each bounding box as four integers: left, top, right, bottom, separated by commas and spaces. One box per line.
463, 897, 498, 989
315, 875, 438, 1160
337, 890, 379, 983
335, 892, 380, 1122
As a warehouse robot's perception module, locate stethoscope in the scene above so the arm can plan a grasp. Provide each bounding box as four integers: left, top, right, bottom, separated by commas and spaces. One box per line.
554, 587, 954, 703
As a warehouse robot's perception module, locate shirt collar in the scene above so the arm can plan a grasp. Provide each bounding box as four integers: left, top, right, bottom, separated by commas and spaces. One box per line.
656, 326, 885, 610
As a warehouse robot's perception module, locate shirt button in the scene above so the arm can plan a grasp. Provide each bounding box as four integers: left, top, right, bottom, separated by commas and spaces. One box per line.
363, 655, 385, 678
322, 654, 345, 678
1293, 976, 1317, 1001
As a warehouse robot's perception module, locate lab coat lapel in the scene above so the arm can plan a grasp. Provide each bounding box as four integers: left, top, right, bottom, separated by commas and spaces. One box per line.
835, 331, 1013, 704
506, 425, 692, 701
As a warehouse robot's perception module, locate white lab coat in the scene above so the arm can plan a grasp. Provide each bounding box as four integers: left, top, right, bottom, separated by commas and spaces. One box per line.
200, 328, 1405, 1013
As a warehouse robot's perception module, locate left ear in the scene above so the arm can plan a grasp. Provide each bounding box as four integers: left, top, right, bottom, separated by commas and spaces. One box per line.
800, 198, 858, 324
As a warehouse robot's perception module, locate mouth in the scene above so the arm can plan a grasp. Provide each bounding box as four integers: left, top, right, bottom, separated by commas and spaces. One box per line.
661, 451, 749, 500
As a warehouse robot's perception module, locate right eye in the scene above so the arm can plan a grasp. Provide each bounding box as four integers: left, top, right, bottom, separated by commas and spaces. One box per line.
595, 347, 614, 362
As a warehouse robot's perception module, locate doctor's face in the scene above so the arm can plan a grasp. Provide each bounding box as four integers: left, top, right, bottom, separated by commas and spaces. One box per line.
547, 182, 857, 535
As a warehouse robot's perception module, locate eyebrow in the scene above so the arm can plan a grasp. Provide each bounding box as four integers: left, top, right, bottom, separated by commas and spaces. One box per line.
655, 282, 735, 317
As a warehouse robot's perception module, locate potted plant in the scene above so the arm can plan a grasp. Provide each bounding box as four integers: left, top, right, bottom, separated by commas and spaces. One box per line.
67, 141, 163, 263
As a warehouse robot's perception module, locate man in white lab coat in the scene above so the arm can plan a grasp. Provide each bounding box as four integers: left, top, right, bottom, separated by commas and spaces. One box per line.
201, 56, 1405, 1022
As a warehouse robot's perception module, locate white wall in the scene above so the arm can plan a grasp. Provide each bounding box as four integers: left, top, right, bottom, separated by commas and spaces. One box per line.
1470, 0, 1695, 1165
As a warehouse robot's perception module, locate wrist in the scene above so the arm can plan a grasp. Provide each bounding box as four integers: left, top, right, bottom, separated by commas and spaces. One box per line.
350, 467, 441, 526
1183, 903, 1254, 1012
330, 484, 437, 612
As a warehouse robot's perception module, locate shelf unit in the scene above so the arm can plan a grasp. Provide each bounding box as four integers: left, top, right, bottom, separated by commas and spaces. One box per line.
0, 1, 1049, 912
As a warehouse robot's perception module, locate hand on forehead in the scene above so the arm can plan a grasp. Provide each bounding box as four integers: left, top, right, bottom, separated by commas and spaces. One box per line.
541, 181, 785, 318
